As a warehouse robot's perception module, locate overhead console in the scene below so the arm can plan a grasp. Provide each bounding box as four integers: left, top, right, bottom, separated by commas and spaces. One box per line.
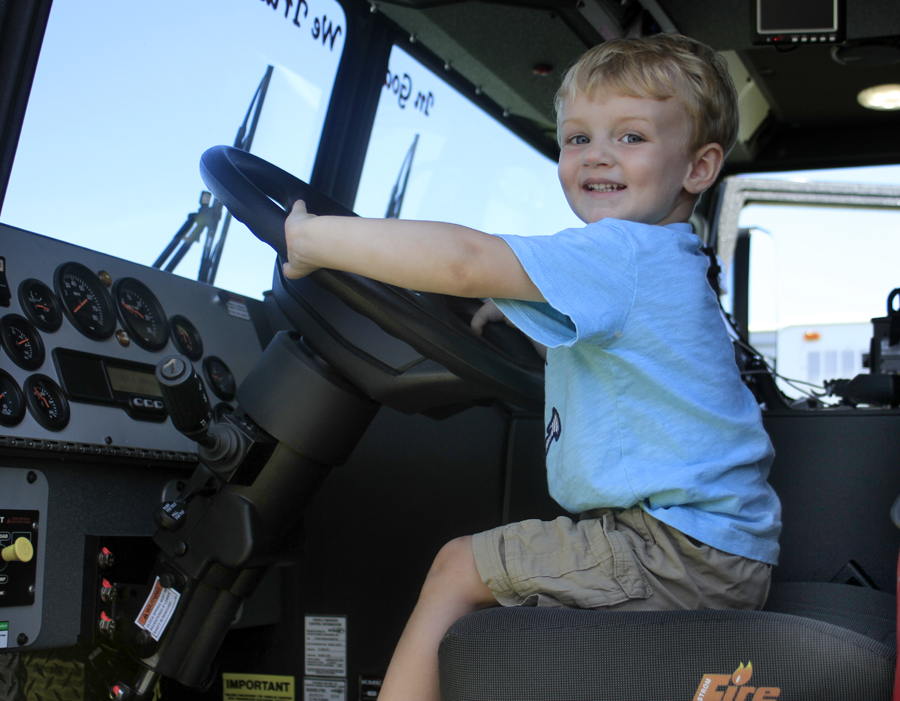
0, 223, 267, 464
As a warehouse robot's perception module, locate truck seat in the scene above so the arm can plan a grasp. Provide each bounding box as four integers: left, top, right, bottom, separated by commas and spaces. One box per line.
439, 582, 895, 700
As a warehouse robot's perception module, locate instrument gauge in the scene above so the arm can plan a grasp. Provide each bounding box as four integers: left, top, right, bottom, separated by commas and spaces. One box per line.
170, 315, 203, 361
54, 262, 117, 340
0, 369, 26, 427
203, 356, 236, 401
113, 277, 169, 351
24, 374, 70, 431
18, 279, 63, 332
1, 314, 45, 370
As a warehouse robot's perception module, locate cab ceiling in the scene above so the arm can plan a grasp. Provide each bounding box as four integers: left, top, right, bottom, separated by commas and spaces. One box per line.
372, 0, 900, 173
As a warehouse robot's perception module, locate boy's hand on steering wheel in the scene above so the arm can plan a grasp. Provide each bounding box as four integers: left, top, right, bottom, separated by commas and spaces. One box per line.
283, 200, 321, 279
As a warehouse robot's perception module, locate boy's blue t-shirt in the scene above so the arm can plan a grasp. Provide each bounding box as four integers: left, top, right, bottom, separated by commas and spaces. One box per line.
493, 218, 781, 565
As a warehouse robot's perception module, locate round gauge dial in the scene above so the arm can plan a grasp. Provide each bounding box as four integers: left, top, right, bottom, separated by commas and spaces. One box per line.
113, 277, 169, 351
0, 370, 26, 427
203, 356, 236, 401
18, 279, 63, 332
24, 374, 70, 431
170, 315, 203, 361
0, 314, 45, 370
54, 262, 117, 340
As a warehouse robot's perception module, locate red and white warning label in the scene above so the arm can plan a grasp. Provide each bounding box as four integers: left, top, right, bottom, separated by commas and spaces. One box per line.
134, 576, 181, 641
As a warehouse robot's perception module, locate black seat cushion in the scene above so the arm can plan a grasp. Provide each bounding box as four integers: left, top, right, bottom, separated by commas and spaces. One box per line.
439, 583, 895, 701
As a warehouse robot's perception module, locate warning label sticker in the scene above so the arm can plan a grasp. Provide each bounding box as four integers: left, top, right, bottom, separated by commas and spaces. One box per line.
304, 616, 347, 677
218, 291, 251, 320
223, 674, 295, 701
134, 577, 180, 641
303, 678, 345, 701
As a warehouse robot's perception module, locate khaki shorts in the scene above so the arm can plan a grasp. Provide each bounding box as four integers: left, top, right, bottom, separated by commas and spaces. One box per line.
472, 506, 771, 611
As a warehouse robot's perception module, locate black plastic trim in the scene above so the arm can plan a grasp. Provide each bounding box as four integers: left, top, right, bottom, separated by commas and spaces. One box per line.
0, 0, 52, 214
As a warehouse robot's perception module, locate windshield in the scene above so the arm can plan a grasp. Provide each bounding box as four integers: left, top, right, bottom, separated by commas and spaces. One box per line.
354, 45, 581, 236
724, 165, 900, 401
1, 0, 346, 299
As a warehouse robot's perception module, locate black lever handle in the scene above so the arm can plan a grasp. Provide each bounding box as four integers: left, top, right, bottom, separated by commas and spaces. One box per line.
156, 355, 215, 448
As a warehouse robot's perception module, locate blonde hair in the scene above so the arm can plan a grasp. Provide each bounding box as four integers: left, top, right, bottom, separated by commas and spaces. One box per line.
556, 34, 739, 156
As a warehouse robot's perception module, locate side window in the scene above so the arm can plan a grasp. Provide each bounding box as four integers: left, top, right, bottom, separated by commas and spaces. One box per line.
354, 46, 582, 236
1, 0, 346, 299
727, 195, 900, 399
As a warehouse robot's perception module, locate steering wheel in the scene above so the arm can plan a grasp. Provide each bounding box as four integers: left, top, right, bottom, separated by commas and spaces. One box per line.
199, 145, 543, 412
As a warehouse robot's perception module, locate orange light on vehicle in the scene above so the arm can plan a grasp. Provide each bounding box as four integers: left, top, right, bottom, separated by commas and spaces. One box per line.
803, 331, 821, 341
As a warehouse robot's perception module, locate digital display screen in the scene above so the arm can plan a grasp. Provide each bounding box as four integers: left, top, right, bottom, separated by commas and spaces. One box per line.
106, 365, 162, 397
757, 0, 837, 33
56, 350, 113, 401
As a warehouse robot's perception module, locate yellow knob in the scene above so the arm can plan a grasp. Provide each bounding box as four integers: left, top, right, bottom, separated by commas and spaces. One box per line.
2, 538, 34, 563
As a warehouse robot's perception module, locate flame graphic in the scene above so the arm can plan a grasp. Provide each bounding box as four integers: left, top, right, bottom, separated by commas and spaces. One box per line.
731, 662, 753, 686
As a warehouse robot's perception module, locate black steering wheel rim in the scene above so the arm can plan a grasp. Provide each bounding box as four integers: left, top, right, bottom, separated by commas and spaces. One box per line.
199, 145, 543, 411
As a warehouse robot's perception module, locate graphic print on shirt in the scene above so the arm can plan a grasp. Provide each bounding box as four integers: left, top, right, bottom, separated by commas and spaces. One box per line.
545, 407, 561, 456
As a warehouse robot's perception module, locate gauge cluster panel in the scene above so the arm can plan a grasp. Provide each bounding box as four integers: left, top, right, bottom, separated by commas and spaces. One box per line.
0, 224, 267, 464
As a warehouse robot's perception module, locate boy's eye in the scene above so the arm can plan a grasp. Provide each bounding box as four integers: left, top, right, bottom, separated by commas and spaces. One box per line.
566, 134, 589, 145
621, 133, 644, 144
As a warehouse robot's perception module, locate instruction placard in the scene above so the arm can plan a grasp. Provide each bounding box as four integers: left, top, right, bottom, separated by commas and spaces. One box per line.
134, 577, 180, 641
223, 673, 295, 701
303, 678, 345, 701
0, 621, 7, 648
304, 616, 347, 677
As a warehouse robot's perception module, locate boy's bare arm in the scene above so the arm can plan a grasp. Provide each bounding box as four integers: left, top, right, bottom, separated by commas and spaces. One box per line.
282, 200, 544, 302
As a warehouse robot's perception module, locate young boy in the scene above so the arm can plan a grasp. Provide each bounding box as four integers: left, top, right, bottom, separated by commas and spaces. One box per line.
283, 33, 781, 701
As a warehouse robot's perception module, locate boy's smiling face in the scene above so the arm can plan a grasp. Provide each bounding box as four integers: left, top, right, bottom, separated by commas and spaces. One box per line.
557, 91, 713, 226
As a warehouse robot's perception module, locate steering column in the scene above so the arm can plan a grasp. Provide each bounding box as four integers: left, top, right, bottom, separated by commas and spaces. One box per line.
107, 332, 378, 698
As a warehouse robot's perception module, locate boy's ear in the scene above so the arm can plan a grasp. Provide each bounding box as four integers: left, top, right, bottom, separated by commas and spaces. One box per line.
684, 143, 725, 194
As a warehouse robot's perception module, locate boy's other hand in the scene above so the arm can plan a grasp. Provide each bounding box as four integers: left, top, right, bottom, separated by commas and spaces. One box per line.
471, 300, 547, 360
283, 200, 321, 279
470, 300, 509, 335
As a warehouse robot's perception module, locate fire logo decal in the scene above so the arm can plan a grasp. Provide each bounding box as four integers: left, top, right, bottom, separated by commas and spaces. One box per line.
692, 661, 781, 701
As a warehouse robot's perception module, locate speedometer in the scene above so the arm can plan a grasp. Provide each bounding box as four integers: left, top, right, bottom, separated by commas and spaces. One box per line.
113, 277, 169, 351
54, 262, 117, 340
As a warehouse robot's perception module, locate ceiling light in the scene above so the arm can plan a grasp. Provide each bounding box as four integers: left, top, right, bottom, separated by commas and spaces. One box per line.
857, 84, 900, 111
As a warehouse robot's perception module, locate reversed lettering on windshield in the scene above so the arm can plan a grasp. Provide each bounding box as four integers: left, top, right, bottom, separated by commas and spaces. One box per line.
385, 69, 435, 115
258, 0, 344, 51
